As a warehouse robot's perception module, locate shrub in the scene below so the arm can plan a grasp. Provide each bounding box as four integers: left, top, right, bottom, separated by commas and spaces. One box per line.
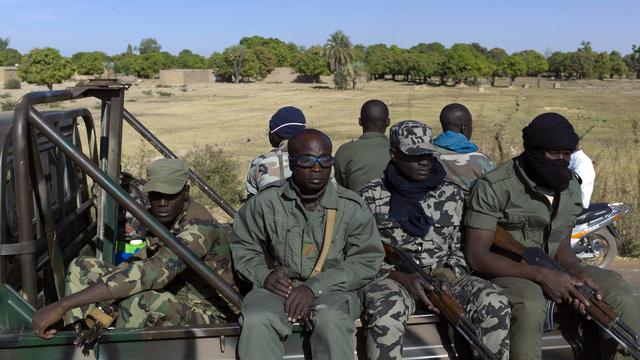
156, 90, 173, 97
122, 140, 156, 179
183, 146, 243, 209
0, 92, 10, 98
1, 100, 15, 111
3, 79, 20, 89
142, 90, 153, 96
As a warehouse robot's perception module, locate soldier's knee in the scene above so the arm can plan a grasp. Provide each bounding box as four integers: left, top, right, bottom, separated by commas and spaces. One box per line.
607, 281, 638, 316
241, 306, 281, 330
313, 308, 355, 334
511, 286, 546, 323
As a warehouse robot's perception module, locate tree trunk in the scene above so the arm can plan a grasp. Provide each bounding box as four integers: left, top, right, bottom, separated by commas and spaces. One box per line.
47, 83, 53, 90
509, 77, 514, 87
537, 74, 541, 88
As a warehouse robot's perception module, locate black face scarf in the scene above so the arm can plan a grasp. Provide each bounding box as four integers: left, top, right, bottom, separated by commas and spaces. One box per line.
383, 159, 447, 237
520, 112, 578, 192
520, 150, 572, 191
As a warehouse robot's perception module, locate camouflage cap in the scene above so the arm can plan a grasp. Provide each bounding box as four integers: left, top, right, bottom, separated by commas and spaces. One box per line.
142, 159, 189, 194
389, 120, 439, 155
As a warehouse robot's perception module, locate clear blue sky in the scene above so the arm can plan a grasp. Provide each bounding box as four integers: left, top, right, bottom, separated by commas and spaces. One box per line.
1, 0, 638, 57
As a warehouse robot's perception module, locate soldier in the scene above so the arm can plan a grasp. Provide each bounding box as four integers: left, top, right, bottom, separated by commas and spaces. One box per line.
334, 99, 391, 192
465, 113, 640, 360
32, 159, 234, 338
433, 103, 494, 199
232, 129, 384, 359
359, 120, 510, 360
246, 106, 307, 197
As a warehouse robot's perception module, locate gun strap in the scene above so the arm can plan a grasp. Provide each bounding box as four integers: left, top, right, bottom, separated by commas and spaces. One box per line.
277, 150, 285, 180
310, 208, 337, 277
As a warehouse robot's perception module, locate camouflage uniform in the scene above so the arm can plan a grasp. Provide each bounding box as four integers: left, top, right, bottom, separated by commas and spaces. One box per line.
435, 145, 495, 200
245, 140, 290, 195
359, 178, 511, 360
357, 120, 510, 360
64, 199, 234, 328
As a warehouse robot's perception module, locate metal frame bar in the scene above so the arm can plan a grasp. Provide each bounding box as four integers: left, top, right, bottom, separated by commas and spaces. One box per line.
13, 90, 76, 305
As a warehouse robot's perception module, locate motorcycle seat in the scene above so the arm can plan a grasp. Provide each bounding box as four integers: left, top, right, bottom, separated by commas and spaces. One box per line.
576, 203, 611, 225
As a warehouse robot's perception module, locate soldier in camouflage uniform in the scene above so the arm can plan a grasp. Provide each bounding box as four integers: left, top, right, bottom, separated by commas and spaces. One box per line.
433, 103, 495, 199
359, 120, 510, 360
246, 106, 307, 197
32, 159, 235, 338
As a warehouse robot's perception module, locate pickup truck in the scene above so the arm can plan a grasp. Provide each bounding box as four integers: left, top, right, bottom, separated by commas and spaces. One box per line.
0, 80, 577, 359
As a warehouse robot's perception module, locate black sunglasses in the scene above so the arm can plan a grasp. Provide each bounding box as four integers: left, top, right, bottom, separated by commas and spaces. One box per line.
291, 154, 334, 169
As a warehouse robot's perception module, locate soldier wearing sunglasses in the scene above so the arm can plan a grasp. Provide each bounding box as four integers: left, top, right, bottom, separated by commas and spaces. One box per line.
231, 129, 384, 360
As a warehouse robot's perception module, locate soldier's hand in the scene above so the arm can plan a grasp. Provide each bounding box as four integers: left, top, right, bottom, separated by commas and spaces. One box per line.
569, 272, 602, 318
284, 285, 314, 322
32, 302, 68, 339
264, 270, 293, 298
536, 267, 575, 304
394, 272, 440, 314
574, 272, 603, 301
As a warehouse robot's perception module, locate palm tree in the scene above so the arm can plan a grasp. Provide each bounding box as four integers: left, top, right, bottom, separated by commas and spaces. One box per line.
323, 31, 353, 89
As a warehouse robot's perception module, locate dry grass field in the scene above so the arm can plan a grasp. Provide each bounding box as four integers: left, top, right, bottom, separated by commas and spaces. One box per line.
3, 74, 640, 254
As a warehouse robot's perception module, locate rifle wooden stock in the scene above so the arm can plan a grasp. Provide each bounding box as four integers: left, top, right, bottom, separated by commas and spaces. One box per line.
492, 226, 640, 359
493, 226, 527, 256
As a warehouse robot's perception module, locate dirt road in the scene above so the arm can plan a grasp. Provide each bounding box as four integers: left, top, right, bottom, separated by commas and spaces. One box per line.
610, 257, 640, 296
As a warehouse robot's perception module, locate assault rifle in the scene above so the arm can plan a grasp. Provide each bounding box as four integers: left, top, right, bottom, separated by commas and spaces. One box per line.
383, 243, 498, 360
494, 226, 640, 359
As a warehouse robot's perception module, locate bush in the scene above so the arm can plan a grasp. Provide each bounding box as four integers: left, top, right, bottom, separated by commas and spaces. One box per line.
156, 90, 172, 97
4, 79, 20, 89
1, 100, 15, 111
183, 146, 243, 209
142, 90, 153, 96
122, 140, 156, 179
0, 92, 10, 98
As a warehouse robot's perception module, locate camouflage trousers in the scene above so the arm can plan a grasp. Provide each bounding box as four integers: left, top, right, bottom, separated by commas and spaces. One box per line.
63, 256, 223, 328
360, 275, 511, 360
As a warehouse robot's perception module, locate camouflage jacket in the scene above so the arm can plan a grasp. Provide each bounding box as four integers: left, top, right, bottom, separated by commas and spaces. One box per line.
436, 146, 495, 199
101, 199, 234, 302
359, 178, 468, 277
246, 140, 291, 195
232, 180, 384, 297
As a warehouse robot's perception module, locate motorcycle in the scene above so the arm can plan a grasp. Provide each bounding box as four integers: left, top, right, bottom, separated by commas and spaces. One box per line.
571, 202, 630, 268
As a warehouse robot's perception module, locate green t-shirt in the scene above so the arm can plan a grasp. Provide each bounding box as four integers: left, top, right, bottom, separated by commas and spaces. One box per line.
334, 132, 390, 192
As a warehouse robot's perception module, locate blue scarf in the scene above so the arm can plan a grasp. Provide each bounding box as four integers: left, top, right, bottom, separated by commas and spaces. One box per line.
383, 160, 447, 237
433, 130, 478, 154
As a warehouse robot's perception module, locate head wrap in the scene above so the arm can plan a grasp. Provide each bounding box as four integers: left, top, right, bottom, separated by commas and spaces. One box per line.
522, 112, 578, 151
383, 157, 447, 237
520, 113, 577, 192
269, 106, 306, 139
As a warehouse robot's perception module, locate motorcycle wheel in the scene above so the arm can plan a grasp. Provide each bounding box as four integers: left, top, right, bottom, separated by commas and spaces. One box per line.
581, 228, 618, 268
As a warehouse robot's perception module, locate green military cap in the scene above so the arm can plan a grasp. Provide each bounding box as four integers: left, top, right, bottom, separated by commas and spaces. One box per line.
142, 158, 189, 194
389, 120, 439, 155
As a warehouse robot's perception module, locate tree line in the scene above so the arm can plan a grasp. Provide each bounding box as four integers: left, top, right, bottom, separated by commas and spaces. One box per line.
3, 33, 640, 90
